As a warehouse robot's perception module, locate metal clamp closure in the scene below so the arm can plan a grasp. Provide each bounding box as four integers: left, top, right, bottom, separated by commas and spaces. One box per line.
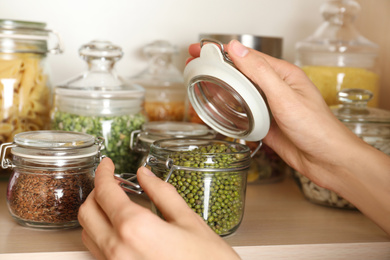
95, 136, 105, 162
129, 129, 141, 151
200, 38, 234, 66
114, 153, 251, 195
0, 142, 16, 169
0, 29, 64, 54
250, 141, 262, 158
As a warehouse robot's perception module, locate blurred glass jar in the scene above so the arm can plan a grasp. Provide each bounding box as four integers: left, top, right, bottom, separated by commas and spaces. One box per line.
51, 40, 146, 174
295, 0, 380, 107
148, 138, 251, 236
0, 19, 62, 177
129, 40, 187, 122
0, 131, 102, 229
246, 142, 291, 184
130, 121, 216, 168
294, 89, 390, 209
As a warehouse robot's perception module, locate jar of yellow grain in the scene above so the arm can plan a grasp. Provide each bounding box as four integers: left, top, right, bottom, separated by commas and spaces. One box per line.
295, 0, 380, 107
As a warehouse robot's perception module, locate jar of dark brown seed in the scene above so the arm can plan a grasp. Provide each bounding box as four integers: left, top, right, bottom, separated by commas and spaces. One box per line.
0, 130, 103, 229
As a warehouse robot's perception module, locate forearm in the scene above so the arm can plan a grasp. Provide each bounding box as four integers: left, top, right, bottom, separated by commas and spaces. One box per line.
330, 141, 390, 235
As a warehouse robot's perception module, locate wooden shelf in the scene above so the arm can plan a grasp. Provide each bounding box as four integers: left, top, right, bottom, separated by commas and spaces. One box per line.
1, 174, 389, 259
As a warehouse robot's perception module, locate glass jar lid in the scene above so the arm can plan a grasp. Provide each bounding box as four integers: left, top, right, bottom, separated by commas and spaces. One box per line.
138, 121, 216, 144
55, 40, 144, 116
10, 131, 100, 159
295, 0, 378, 68
14, 130, 96, 148
55, 40, 144, 99
183, 39, 270, 141
332, 89, 390, 124
331, 89, 390, 138
129, 40, 184, 89
0, 19, 63, 54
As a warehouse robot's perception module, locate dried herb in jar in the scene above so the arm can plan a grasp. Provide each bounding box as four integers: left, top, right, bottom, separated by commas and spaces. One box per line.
7, 168, 94, 226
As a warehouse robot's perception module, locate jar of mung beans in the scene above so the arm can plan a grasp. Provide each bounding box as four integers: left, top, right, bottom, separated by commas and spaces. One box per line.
115, 39, 271, 236
147, 138, 251, 236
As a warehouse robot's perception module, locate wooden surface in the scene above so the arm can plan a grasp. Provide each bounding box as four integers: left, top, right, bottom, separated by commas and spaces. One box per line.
1, 175, 389, 259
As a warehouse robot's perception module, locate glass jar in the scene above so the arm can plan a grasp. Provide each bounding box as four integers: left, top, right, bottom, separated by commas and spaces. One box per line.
148, 138, 251, 236
130, 121, 216, 168
0, 19, 63, 177
294, 88, 390, 209
129, 40, 187, 122
0, 130, 102, 229
51, 40, 147, 174
246, 142, 291, 184
295, 0, 380, 107
115, 40, 270, 236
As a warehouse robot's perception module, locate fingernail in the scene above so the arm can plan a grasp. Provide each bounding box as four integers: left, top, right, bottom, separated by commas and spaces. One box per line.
141, 166, 155, 176
230, 40, 249, 57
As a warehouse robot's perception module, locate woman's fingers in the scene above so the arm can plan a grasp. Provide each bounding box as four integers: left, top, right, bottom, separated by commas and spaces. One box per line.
188, 43, 201, 58
226, 40, 296, 102
81, 229, 107, 260
90, 158, 148, 230
78, 190, 118, 252
137, 167, 205, 227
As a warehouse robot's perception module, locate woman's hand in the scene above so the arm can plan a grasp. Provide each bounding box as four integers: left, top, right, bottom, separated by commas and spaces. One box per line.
78, 157, 240, 260
189, 40, 390, 235
188, 41, 363, 187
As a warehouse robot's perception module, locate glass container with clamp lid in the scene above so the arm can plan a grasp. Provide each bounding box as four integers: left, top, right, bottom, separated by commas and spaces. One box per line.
0, 19, 63, 177
51, 40, 147, 174
0, 130, 104, 229
115, 39, 271, 236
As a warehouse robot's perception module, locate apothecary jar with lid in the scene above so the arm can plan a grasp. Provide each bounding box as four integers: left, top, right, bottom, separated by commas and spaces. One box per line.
51, 40, 147, 174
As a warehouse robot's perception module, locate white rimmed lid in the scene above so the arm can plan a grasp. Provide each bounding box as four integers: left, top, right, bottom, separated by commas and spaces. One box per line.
183, 41, 270, 141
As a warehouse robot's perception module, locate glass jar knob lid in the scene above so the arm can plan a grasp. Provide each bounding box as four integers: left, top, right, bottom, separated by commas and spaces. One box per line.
183, 39, 270, 141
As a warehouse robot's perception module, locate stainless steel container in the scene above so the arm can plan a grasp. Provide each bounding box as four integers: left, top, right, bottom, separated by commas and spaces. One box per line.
199, 33, 283, 58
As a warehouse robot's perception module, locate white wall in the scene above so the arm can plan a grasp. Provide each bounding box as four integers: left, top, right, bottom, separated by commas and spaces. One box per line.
1, 0, 324, 85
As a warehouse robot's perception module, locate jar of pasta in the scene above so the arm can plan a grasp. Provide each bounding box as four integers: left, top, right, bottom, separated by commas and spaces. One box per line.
295, 0, 380, 107
129, 40, 187, 122
51, 40, 147, 174
0, 19, 63, 177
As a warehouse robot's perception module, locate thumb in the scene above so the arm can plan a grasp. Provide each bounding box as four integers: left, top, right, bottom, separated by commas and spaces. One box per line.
136, 167, 197, 225
226, 39, 297, 103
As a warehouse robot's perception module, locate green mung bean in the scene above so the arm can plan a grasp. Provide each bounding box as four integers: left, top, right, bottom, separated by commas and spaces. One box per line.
160, 143, 246, 235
